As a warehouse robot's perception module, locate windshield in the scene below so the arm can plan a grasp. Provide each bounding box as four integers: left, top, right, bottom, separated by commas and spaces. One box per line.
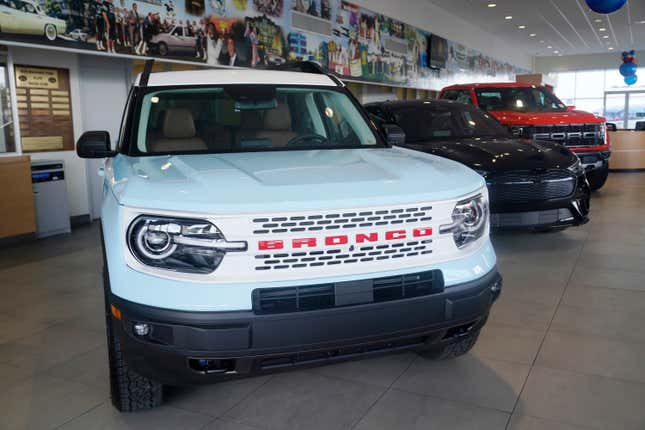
134, 86, 380, 154
390, 105, 510, 141
475, 87, 567, 112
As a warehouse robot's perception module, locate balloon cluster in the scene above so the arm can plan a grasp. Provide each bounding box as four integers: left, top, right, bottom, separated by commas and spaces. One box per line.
585, 0, 626, 14
620, 50, 638, 86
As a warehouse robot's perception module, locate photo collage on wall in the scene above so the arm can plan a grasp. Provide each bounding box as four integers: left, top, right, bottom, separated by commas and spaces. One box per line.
0, 0, 527, 89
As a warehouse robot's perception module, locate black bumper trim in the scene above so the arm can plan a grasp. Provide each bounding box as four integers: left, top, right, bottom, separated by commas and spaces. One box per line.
111, 268, 501, 385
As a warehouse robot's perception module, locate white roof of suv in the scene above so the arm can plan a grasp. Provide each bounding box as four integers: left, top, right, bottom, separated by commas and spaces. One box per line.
134, 68, 339, 87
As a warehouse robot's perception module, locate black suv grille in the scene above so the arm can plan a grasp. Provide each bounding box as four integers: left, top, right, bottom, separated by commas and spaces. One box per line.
516, 124, 604, 147
487, 170, 576, 206
252, 270, 444, 315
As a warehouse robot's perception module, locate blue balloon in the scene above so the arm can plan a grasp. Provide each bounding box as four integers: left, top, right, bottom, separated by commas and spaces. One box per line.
625, 75, 638, 86
620, 62, 638, 77
585, 0, 627, 14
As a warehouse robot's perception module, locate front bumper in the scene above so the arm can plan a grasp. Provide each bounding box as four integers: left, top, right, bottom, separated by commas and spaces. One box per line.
111, 267, 502, 386
490, 173, 590, 229
574, 150, 611, 172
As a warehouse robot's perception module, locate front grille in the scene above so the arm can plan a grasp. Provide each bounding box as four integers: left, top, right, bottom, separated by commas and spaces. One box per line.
518, 124, 604, 147
252, 269, 444, 314
487, 170, 576, 206
252, 206, 433, 235
255, 238, 433, 271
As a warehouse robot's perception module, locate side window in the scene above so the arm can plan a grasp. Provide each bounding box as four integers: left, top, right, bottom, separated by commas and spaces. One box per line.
443, 90, 472, 105
171, 27, 183, 36
476, 91, 504, 111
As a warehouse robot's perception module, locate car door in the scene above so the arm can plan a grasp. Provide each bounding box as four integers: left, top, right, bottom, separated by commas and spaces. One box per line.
12, 0, 41, 34
179, 26, 195, 51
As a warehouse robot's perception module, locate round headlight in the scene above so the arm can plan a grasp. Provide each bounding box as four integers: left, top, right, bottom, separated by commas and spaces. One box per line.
440, 194, 489, 248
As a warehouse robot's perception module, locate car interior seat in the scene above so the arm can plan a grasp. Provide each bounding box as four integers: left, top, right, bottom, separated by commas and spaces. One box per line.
148, 107, 207, 153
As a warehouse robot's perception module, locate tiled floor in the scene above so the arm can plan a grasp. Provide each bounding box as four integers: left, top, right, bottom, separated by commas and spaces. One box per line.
1, 172, 645, 430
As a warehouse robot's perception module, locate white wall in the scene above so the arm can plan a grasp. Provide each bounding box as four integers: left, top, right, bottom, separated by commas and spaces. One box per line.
10, 46, 89, 218
535, 51, 645, 73
356, 0, 533, 71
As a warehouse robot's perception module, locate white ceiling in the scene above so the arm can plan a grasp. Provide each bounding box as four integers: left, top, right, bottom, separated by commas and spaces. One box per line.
427, 0, 645, 57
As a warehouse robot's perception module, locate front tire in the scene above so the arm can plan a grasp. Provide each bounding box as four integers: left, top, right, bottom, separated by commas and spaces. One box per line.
587, 162, 609, 191
417, 329, 480, 360
102, 231, 163, 412
158, 42, 168, 56
44, 24, 57, 41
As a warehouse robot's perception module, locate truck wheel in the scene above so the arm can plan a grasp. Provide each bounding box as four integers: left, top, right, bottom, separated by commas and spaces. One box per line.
44, 24, 57, 41
587, 162, 609, 191
158, 42, 168, 56
417, 329, 480, 360
102, 231, 163, 412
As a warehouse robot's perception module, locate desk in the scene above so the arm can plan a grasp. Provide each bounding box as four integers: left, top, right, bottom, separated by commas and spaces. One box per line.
0, 155, 36, 239
609, 131, 645, 170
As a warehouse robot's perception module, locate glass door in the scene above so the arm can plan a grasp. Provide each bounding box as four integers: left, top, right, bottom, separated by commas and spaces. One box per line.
627, 92, 645, 130
604, 92, 627, 129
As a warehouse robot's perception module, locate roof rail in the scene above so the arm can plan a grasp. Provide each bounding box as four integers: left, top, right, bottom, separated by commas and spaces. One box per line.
262, 61, 345, 87
139, 59, 155, 88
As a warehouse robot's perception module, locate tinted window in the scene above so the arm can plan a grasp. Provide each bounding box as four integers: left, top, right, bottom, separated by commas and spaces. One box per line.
134, 86, 381, 154
390, 105, 509, 141
475, 87, 566, 112
442, 90, 472, 105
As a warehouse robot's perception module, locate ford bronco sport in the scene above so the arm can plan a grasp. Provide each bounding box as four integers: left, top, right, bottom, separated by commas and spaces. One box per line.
440, 82, 611, 191
77, 62, 502, 412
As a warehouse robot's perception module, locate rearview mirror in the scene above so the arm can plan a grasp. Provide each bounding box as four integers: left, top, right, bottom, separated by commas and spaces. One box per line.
76, 131, 115, 158
381, 123, 406, 146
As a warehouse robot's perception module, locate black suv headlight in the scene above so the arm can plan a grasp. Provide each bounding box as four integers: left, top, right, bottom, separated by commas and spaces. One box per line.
440, 194, 489, 249
567, 157, 585, 176
127, 216, 247, 274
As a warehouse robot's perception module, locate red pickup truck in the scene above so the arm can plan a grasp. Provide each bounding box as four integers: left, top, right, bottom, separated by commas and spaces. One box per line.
439, 82, 610, 190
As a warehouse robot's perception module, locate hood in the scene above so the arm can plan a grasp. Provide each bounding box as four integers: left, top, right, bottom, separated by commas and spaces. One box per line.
488, 109, 605, 126
403, 137, 578, 173
108, 147, 485, 214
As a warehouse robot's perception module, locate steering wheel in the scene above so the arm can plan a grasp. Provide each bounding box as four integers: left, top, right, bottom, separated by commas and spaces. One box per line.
287, 134, 329, 147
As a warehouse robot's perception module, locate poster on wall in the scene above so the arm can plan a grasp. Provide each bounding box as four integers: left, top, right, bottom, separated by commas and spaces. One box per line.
0, 0, 526, 89
15, 65, 73, 152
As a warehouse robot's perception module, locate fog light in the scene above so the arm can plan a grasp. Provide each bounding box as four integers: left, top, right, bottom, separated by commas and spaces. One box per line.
133, 323, 150, 336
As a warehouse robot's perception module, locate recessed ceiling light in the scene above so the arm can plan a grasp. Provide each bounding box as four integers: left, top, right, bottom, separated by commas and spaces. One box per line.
603, 35, 609, 38
487, 3, 497, 7
558, 54, 563, 56
608, 47, 614, 50
636, 20, 645, 24
529, 33, 536, 37
594, 18, 602, 23
505, 15, 513, 20
517, 25, 526, 29
553, 50, 560, 54
539, 40, 545, 43
547, 45, 552, 48
598, 27, 607, 31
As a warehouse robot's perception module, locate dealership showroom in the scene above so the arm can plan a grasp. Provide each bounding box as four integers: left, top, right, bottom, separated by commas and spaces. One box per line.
3, 0, 645, 428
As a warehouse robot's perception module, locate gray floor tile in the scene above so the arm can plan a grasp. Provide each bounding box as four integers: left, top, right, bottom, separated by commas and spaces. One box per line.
507, 414, 594, 430
575, 251, 645, 275
393, 354, 529, 412
496, 279, 566, 309
488, 295, 556, 332
517, 366, 645, 430
166, 375, 272, 418
472, 323, 544, 365
58, 402, 213, 430
40, 344, 109, 393
0, 362, 33, 391
0, 374, 106, 430
536, 330, 645, 383
307, 352, 416, 387
562, 284, 645, 312
353, 388, 509, 430
204, 418, 264, 430
551, 303, 645, 344
224, 371, 384, 430
569, 266, 645, 292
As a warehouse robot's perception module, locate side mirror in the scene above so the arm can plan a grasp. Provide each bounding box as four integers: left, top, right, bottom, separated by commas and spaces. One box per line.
76, 131, 115, 158
381, 123, 406, 146
606, 123, 617, 132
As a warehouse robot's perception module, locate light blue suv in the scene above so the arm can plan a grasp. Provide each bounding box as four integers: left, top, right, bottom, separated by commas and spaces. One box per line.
77, 62, 502, 412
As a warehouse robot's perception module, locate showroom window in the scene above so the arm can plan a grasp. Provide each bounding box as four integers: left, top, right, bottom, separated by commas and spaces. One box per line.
550, 69, 645, 128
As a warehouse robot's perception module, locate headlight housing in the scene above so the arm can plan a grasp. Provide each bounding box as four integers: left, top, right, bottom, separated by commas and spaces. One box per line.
440, 194, 489, 249
127, 216, 247, 274
567, 157, 585, 176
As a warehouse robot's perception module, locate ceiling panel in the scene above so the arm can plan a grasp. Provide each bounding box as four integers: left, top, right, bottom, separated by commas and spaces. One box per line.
427, 0, 645, 56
